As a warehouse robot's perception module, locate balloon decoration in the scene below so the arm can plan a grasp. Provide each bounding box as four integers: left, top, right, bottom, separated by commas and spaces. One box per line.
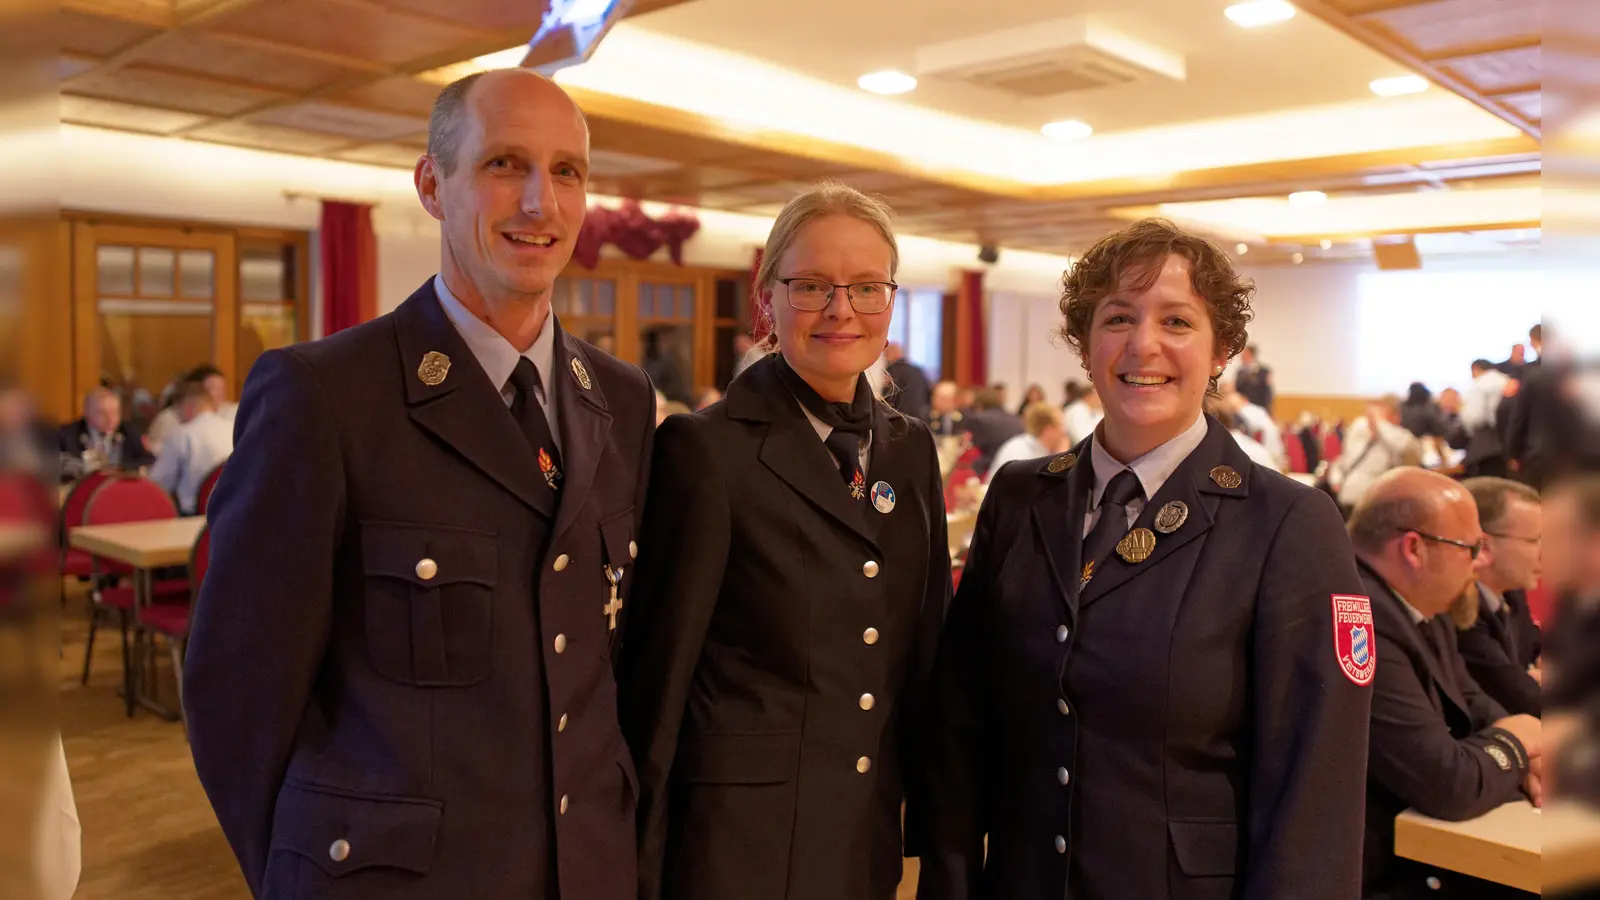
571, 200, 701, 269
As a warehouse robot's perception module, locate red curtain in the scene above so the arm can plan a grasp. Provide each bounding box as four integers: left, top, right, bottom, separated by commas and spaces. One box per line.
962, 269, 986, 385
320, 201, 377, 336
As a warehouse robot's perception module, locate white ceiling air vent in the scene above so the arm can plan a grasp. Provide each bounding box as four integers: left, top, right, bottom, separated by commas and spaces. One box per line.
914, 16, 1186, 99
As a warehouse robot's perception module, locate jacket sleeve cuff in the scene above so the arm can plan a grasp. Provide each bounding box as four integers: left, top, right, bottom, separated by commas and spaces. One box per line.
1480, 728, 1530, 774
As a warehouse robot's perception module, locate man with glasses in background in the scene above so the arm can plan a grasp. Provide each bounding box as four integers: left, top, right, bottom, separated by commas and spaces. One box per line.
1457, 477, 1543, 717
1348, 467, 1542, 900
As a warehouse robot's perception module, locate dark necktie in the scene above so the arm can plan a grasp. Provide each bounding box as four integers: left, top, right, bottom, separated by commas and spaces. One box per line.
824, 430, 866, 500
1082, 469, 1144, 581
508, 358, 562, 491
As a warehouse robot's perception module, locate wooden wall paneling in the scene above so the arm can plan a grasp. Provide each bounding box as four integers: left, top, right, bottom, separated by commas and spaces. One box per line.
71, 222, 101, 409
213, 235, 239, 392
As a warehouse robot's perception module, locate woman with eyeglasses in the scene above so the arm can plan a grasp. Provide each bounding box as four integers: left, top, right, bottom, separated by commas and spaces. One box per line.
621, 182, 949, 900
916, 219, 1372, 900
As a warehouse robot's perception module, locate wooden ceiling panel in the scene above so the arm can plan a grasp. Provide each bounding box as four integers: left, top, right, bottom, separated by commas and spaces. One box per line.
380, 0, 549, 32
58, 7, 162, 57
1366, 0, 1538, 56
185, 119, 355, 154
69, 65, 289, 116
334, 75, 444, 117
333, 143, 427, 168
135, 30, 366, 92
249, 100, 426, 140
59, 95, 212, 134
213, 0, 492, 68
62, 0, 172, 28
1498, 90, 1541, 121
59, 55, 97, 80
584, 118, 746, 165
1440, 45, 1541, 93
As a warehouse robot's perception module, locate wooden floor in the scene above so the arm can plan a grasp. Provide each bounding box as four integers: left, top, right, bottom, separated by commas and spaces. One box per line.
58, 579, 920, 899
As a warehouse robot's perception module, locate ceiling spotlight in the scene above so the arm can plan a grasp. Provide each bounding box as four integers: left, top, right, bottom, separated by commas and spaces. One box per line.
1041, 120, 1094, 140
1236, 243, 1249, 255
1288, 190, 1327, 206
857, 70, 917, 95
1320, 239, 1334, 250
1292, 252, 1305, 265
1224, 0, 1296, 28
1370, 75, 1429, 97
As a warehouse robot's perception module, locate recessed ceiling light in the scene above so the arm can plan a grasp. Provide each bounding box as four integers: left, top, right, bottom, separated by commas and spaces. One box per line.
1288, 190, 1327, 206
1224, 0, 1296, 28
857, 70, 917, 95
1236, 243, 1249, 255
1041, 120, 1094, 140
1370, 75, 1429, 97
1292, 252, 1305, 265
1320, 239, 1334, 250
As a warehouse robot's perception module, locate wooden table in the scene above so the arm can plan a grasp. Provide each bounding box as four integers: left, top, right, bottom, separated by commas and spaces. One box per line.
1395, 800, 1540, 892
69, 517, 206, 719
69, 517, 206, 570
1544, 801, 1600, 893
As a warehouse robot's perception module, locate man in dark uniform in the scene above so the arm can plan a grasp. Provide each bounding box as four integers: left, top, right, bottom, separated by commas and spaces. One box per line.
928, 380, 964, 437
884, 342, 932, 422
57, 387, 154, 481
1348, 468, 1542, 900
959, 387, 1023, 476
1233, 343, 1273, 412
183, 70, 656, 900
1457, 477, 1543, 717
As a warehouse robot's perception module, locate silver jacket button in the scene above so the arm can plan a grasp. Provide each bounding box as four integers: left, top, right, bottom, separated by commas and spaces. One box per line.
329, 839, 351, 862
415, 558, 437, 580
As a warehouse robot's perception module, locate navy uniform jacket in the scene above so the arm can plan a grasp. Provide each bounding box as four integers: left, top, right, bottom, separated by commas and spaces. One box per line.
917, 416, 1372, 900
1456, 586, 1542, 717
184, 280, 655, 899
1358, 562, 1532, 900
620, 355, 949, 900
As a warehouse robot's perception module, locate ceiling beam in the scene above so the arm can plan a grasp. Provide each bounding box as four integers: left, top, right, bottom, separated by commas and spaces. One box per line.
1421, 35, 1542, 63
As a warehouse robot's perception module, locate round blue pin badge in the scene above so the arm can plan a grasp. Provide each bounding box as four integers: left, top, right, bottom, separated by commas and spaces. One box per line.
870, 480, 896, 514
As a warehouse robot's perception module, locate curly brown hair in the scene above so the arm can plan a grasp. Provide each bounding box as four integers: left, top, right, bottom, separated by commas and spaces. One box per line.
1058, 218, 1255, 395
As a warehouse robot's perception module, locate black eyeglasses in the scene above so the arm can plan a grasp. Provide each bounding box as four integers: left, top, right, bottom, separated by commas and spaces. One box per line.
778, 277, 897, 314
1398, 528, 1485, 559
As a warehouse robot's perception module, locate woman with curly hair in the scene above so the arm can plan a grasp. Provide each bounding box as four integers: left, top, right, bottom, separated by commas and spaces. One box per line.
915, 219, 1373, 900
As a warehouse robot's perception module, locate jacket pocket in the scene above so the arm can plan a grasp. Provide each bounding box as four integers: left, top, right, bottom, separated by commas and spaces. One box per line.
1168, 820, 1240, 877
270, 781, 443, 878
676, 732, 801, 785
361, 521, 497, 687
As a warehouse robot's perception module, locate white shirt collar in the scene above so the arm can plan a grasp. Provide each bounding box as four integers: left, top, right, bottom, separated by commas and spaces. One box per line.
1088, 412, 1209, 507
433, 274, 557, 397
1394, 591, 1429, 624
1478, 582, 1505, 614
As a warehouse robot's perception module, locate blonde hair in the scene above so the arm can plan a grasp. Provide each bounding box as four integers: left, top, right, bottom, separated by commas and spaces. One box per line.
752, 181, 899, 354
1023, 402, 1062, 437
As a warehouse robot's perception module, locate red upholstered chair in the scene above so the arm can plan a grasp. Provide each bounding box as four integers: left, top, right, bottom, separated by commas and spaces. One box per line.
58, 469, 116, 605
0, 471, 55, 609
1284, 433, 1308, 474
80, 476, 184, 714
196, 462, 224, 516
138, 524, 205, 730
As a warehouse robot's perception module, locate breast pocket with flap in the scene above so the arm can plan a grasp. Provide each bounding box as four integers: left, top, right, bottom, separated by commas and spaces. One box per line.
360, 521, 497, 687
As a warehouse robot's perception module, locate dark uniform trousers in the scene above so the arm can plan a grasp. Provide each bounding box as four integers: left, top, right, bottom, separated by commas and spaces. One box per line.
183, 280, 655, 899
621, 355, 950, 900
1456, 587, 1542, 717
1358, 563, 1534, 900
917, 417, 1372, 900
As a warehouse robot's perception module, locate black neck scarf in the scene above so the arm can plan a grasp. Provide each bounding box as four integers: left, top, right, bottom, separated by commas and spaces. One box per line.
774, 354, 874, 495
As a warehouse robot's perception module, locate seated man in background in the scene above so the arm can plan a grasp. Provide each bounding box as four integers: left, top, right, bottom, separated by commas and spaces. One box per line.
1222, 386, 1286, 467
1329, 395, 1423, 513
928, 380, 965, 437
1349, 468, 1541, 900
57, 387, 154, 482
147, 380, 233, 515
986, 401, 1064, 477
1457, 477, 1543, 717
960, 385, 1023, 476
1060, 382, 1102, 445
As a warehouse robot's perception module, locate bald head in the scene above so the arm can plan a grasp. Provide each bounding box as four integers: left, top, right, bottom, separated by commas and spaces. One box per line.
1348, 467, 1484, 615
426, 69, 586, 178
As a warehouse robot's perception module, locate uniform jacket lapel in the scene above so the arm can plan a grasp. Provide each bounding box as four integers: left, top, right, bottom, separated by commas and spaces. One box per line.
1029, 441, 1091, 617
392, 280, 553, 518
550, 324, 612, 543
859, 404, 918, 547
1365, 562, 1472, 721
730, 357, 880, 555
1079, 418, 1240, 609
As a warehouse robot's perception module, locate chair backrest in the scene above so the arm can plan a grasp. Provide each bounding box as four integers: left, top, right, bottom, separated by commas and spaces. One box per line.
0, 472, 51, 525
84, 476, 179, 576
60, 469, 116, 536
189, 524, 211, 595
197, 461, 225, 516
